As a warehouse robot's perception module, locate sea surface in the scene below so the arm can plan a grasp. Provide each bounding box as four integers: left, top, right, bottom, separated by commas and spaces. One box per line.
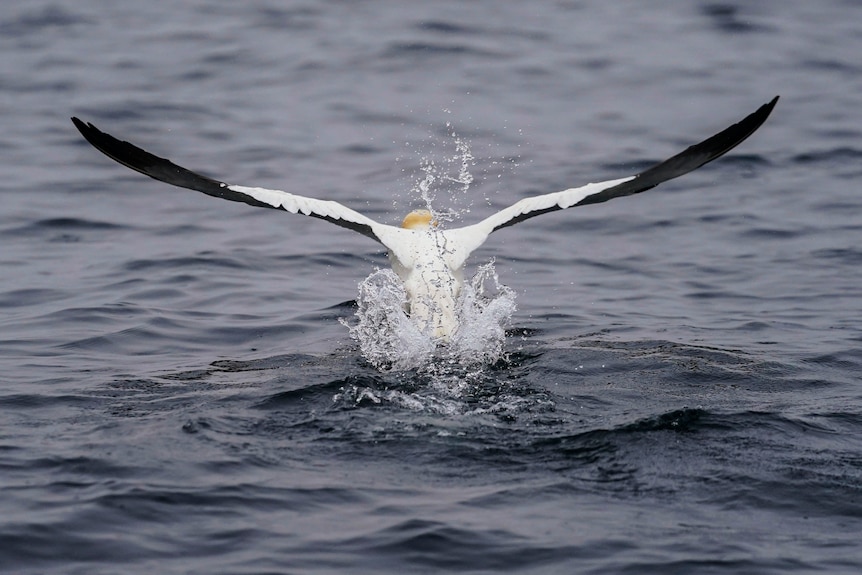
3, 1, 862, 573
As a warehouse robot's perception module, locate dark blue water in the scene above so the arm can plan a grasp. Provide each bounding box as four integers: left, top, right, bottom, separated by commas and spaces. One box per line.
3, 1, 862, 573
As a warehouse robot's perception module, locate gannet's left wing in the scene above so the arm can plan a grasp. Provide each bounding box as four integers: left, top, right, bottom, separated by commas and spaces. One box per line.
71, 117, 393, 244
444, 96, 779, 265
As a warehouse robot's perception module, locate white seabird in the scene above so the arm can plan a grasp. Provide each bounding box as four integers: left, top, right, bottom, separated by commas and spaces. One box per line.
72, 96, 778, 340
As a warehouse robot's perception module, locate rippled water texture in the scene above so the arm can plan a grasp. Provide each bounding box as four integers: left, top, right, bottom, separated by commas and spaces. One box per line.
3, 1, 862, 573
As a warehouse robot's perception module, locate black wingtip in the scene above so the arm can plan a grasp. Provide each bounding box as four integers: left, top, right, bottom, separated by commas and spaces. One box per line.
70, 116, 233, 195
574, 95, 779, 207
71, 116, 96, 141
71, 116, 384, 242
750, 95, 780, 135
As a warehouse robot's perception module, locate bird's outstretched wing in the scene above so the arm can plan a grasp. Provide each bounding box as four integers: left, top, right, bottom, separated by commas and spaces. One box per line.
71, 117, 392, 244
444, 96, 779, 263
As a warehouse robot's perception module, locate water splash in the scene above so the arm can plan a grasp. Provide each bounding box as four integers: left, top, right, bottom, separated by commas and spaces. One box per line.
344, 122, 517, 372
399, 122, 478, 226
341, 261, 516, 372
449, 260, 516, 366
340, 268, 435, 370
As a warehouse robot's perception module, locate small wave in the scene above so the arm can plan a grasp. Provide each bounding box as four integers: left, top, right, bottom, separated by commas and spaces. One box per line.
0, 5, 91, 37
123, 255, 252, 272
791, 146, 862, 165
0, 288, 67, 308
700, 4, 772, 34
0, 217, 128, 242
382, 41, 502, 60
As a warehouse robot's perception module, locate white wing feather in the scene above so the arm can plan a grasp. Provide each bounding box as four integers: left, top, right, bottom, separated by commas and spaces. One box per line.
443, 176, 634, 268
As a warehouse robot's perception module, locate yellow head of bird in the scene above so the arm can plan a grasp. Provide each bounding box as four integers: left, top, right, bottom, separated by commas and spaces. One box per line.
400, 209, 437, 230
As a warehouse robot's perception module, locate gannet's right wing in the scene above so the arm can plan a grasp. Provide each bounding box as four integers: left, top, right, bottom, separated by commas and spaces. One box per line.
71, 117, 396, 245
443, 96, 778, 266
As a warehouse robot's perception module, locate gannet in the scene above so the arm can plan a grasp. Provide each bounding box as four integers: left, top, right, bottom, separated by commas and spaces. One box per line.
72, 96, 778, 340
